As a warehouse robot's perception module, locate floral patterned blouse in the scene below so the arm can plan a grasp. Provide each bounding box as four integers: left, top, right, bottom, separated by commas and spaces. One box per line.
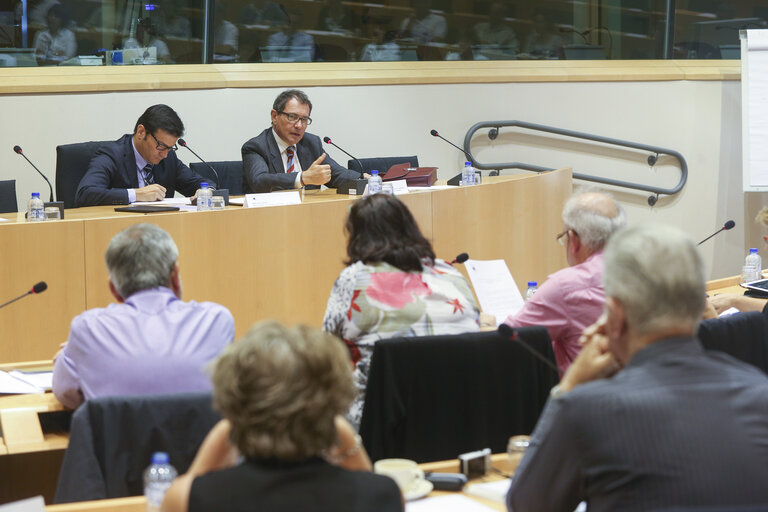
322, 259, 481, 428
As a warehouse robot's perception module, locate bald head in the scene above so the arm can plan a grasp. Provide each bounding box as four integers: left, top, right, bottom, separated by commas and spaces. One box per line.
562, 191, 626, 253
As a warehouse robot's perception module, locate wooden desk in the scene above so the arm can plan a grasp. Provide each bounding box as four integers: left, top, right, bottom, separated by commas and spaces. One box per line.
43, 454, 515, 511
0, 171, 571, 364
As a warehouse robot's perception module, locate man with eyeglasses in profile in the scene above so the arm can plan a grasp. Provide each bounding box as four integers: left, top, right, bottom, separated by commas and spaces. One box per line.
504, 190, 626, 375
241, 89, 361, 193
76, 104, 211, 206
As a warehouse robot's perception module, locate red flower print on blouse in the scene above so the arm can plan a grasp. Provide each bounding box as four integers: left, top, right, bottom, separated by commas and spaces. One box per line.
447, 298, 465, 314
366, 272, 431, 309
347, 290, 361, 320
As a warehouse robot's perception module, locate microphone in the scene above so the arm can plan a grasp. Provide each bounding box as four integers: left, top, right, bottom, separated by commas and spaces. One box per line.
178, 139, 220, 188
323, 136, 364, 177
13, 145, 55, 202
697, 220, 736, 246
450, 252, 469, 265
498, 324, 559, 374
429, 129, 471, 161
0, 281, 48, 310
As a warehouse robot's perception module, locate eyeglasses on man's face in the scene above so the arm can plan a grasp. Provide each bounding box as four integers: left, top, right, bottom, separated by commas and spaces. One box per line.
150, 132, 178, 152
277, 111, 313, 126
556, 228, 578, 246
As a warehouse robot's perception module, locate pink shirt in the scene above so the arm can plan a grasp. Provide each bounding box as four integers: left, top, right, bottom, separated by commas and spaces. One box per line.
505, 252, 605, 374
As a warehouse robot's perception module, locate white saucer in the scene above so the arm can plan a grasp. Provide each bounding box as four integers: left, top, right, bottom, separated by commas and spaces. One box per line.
404, 479, 434, 501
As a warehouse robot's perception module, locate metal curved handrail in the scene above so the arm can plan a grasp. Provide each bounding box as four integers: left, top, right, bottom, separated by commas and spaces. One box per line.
463, 120, 688, 205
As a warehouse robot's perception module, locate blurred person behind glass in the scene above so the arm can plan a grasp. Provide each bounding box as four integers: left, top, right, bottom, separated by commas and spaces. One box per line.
323, 194, 480, 428
522, 11, 564, 59
473, 1, 519, 56
34, 3, 76, 66
162, 321, 403, 512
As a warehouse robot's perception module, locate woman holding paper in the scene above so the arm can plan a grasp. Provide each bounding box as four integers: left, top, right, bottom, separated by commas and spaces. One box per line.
322, 194, 480, 428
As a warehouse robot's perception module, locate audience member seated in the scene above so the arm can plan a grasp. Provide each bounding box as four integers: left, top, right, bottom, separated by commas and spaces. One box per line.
33, 4, 77, 66
76, 104, 211, 206
521, 11, 564, 59
473, 1, 519, 56
162, 321, 403, 512
266, 11, 316, 62
709, 205, 768, 316
323, 194, 480, 428
161, 0, 193, 38
214, 4, 239, 62
123, 18, 172, 64
52, 223, 234, 409
507, 223, 768, 511
399, 0, 446, 43
241, 89, 360, 193
505, 190, 626, 374
361, 25, 401, 62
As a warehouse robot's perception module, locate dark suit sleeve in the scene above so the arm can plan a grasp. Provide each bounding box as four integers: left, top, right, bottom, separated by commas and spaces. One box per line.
75, 150, 130, 206
168, 154, 207, 196
507, 396, 584, 512
242, 135, 297, 194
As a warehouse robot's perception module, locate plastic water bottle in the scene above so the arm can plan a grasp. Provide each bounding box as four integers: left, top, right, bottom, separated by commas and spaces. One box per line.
746, 248, 762, 280
368, 170, 382, 195
27, 192, 45, 222
461, 161, 476, 186
197, 182, 212, 211
144, 452, 177, 512
525, 281, 538, 301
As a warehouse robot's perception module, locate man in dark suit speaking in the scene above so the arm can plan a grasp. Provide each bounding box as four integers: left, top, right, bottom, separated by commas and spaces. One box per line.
76, 104, 210, 207
241, 89, 360, 193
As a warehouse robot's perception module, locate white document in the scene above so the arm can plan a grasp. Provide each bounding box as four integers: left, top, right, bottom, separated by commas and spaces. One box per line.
0, 217, 10, 223
389, 180, 409, 195
0, 370, 46, 394
405, 494, 498, 512
0, 496, 45, 512
9, 370, 53, 390
464, 259, 525, 326
132, 198, 191, 206
464, 479, 511, 503
243, 191, 302, 208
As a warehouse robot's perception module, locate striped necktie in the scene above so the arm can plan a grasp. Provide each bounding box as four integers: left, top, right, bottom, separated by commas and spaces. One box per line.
140, 164, 155, 185
285, 146, 296, 174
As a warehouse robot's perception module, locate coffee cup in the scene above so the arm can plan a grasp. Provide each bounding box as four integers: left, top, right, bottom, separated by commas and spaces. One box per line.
374, 458, 424, 494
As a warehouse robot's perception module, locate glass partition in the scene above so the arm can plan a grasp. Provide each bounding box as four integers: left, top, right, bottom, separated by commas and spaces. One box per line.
0, 0, 765, 67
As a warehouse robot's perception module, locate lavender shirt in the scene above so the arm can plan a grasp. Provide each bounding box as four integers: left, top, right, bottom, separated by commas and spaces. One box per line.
505, 252, 605, 374
53, 287, 234, 409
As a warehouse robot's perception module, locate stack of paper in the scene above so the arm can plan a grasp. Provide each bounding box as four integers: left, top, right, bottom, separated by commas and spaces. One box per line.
0, 370, 53, 394
405, 494, 498, 512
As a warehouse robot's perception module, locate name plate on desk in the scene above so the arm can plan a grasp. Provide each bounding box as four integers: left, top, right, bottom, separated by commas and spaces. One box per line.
243, 191, 302, 208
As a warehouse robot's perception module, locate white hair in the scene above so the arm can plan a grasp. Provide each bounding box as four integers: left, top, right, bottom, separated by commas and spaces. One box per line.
105, 223, 178, 298
562, 191, 627, 251
604, 223, 705, 335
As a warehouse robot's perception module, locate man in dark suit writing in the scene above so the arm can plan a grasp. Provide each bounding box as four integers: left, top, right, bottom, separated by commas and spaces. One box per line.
241, 89, 360, 193
76, 104, 210, 206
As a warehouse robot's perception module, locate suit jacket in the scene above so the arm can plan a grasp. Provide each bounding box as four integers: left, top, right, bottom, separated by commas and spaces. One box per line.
508, 336, 768, 512
75, 134, 208, 206
241, 128, 360, 193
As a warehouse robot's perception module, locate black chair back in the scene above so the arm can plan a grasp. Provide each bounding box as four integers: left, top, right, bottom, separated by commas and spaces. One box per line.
698, 311, 768, 374
55, 392, 219, 503
359, 328, 559, 463
190, 161, 244, 196
56, 141, 107, 208
0, 179, 17, 213
347, 156, 419, 175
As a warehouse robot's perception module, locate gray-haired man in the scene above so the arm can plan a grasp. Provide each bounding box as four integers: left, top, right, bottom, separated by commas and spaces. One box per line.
507, 224, 768, 511
53, 223, 234, 409
504, 191, 626, 374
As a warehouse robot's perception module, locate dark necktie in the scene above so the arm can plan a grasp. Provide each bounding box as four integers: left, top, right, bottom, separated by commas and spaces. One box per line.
140, 164, 155, 185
